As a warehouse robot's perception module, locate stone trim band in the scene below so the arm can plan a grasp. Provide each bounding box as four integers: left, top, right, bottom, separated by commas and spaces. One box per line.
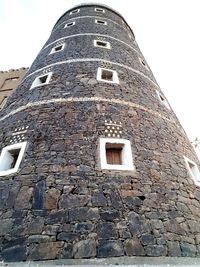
52, 15, 129, 34
0, 96, 175, 124
21, 58, 158, 89
42, 33, 139, 56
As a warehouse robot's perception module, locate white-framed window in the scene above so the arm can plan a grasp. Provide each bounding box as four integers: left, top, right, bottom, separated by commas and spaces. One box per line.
95, 19, 107, 25
97, 67, 119, 84
0, 96, 7, 110
70, 9, 80, 15
30, 72, 52, 89
95, 8, 105, 13
94, 40, 111, 49
156, 90, 170, 110
64, 21, 75, 28
100, 138, 134, 171
184, 156, 200, 186
138, 57, 149, 70
49, 43, 65, 54
0, 142, 27, 176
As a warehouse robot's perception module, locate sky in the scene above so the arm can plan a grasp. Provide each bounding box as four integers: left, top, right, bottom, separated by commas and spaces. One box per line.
0, 0, 200, 146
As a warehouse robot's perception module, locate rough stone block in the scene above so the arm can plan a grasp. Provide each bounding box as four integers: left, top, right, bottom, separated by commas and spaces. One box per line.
97, 240, 124, 258
92, 190, 107, 207
145, 245, 167, 256
124, 238, 145, 256
15, 186, 33, 210
180, 242, 197, 256
2, 245, 27, 262
73, 239, 96, 258
97, 222, 117, 239
32, 180, 45, 210
57, 232, 79, 242
28, 241, 64, 260
59, 194, 89, 209
168, 241, 182, 256
44, 188, 60, 210
100, 209, 120, 221
46, 210, 68, 224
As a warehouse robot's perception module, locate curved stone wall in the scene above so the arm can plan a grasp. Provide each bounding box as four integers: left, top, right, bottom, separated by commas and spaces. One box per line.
0, 4, 200, 262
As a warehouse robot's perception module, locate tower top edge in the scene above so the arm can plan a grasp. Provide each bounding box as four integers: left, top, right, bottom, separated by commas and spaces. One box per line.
53, 2, 135, 38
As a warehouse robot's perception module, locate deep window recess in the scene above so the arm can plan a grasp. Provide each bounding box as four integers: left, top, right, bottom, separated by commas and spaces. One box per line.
100, 138, 134, 170
95, 8, 105, 13
106, 144, 123, 165
0, 142, 27, 176
0, 96, 7, 110
70, 9, 79, 15
64, 21, 75, 28
184, 156, 200, 186
95, 19, 107, 25
138, 57, 149, 70
30, 72, 52, 89
50, 43, 65, 54
156, 90, 170, 110
97, 68, 119, 84
94, 40, 111, 49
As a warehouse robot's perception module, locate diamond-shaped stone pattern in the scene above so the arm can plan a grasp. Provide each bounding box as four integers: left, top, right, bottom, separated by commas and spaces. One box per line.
10, 126, 29, 144
104, 120, 122, 138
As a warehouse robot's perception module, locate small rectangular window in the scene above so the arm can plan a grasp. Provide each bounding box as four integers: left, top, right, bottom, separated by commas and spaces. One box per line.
50, 43, 65, 54
64, 21, 75, 28
95, 8, 105, 13
30, 72, 52, 89
94, 40, 111, 49
97, 67, 119, 84
0, 142, 27, 176
184, 156, 200, 186
100, 138, 134, 170
0, 96, 7, 110
156, 90, 170, 110
70, 9, 79, 15
95, 19, 107, 25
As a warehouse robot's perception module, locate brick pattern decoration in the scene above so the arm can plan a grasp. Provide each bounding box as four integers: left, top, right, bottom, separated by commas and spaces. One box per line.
0, 4, 200, 262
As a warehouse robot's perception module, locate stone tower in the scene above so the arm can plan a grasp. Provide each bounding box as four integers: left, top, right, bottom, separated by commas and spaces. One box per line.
1, 3, 200, 262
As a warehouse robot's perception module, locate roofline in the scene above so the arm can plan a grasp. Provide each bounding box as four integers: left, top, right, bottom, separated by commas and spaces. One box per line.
53, 3, 135, 38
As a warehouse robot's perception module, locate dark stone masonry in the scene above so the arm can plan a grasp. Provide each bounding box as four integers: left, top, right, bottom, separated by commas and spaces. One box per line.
0, 3, 200, 262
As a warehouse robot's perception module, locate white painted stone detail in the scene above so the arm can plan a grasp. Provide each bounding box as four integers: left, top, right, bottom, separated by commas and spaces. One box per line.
184, 156, 200, 186
41, 33, 139, 56
100, 138, 134, 171
0, 142, 27, 176
53, 15, 128, 34
21, 58, 158, 89
0, 96, 175, 124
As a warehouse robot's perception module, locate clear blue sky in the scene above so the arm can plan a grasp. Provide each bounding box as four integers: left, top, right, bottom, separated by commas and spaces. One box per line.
1, 0, 200, 145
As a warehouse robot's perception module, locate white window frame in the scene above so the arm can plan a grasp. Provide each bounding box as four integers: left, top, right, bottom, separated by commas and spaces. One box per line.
97, 67, 119, 84
0, 97, 7, 110
0, 142, 27, 176
95, 19, 107, 25
156, 90, 170, 110
184, 156, 200, 186
95, 8, 105, 13
49, 43, 65, 54
64, 21, 75, 28
94, 40, 111, 49
100, 138, 134, 171
138, 57, 149, 70
30, 72, 53, 89
70, 9, 80, 15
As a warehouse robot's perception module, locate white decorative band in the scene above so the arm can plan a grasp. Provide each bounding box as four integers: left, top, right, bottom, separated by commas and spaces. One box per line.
42, 33, 138, 55
0, 96, 174, 125
53, 15, 129, 34
21, 58, 158, 88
